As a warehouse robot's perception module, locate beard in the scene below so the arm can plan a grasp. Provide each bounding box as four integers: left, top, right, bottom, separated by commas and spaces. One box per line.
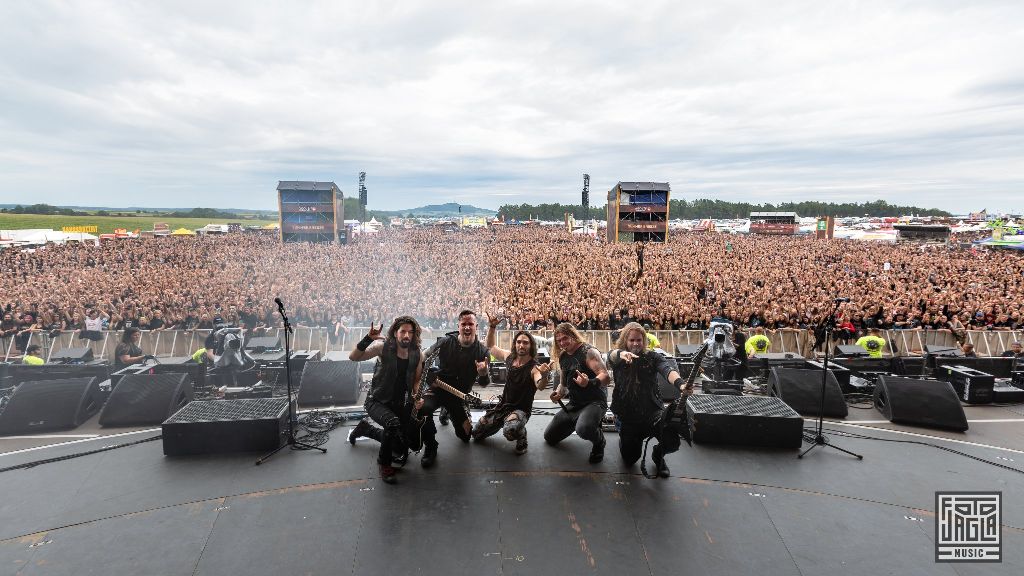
628, 344, 644, 356
398, 339, 411, 349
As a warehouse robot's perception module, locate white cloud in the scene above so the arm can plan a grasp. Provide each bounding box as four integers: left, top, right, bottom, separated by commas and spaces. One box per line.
0, 0, 1022, 213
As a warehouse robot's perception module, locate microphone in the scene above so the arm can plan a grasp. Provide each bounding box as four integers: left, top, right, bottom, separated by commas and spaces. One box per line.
834, 298, 850, 303
274, 297, 284, 309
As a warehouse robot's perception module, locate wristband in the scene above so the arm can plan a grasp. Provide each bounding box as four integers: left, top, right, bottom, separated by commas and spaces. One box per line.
588, 377, 601, 388
357, 335, 374, 351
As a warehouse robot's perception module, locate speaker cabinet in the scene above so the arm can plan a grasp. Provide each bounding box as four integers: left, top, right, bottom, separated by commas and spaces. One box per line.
162, 398, 289, 456
873, 376, 968, 431
297, 360, 360, 407
686, 394, 804, 449
99, 373, 194, 427
49, 346, 95, 363
768, 367, 848, 418
0, 377, 103, 435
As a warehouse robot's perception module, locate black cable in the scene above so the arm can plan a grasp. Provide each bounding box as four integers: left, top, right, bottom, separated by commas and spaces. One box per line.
0, 434, 163, 474
809, 426, 1024, 475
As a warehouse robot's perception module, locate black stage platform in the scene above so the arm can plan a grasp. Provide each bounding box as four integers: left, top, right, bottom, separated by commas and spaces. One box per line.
1, 396, 1022, 575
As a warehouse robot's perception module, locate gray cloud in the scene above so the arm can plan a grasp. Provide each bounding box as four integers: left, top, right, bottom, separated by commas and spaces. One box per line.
0, 0, 1022, 214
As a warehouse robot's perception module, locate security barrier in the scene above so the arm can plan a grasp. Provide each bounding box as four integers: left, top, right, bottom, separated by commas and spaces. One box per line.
5, 327, 1021, 363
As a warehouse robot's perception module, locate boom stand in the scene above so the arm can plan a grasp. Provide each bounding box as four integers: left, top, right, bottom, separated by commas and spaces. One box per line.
798, 300, 863, 460
256, 300, 326, 464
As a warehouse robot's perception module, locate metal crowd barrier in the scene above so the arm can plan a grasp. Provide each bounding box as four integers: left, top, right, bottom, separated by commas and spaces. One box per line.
4, 327, 1022, 363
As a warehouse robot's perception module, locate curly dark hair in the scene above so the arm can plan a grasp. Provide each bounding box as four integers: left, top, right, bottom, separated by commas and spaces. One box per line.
387, 315, 422, 348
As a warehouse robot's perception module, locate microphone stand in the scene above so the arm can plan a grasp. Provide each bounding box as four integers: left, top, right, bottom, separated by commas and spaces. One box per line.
257, 299, 326, 464
798, 299, 863, 460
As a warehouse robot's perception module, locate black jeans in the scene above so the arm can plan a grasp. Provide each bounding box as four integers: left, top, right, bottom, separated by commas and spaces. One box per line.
618, 416, 681, 467
365, 399, 426, 465
417, 390, 470, 444
544, 402, 605, 446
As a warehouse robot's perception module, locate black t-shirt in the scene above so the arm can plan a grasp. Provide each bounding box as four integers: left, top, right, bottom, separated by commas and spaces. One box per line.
148, 317, 165, 330
500, 357, 537, 413
114, 342, 143, 367
431, 333, 487, 394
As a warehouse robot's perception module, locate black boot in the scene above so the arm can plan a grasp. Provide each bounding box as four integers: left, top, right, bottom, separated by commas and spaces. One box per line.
589, 436, 606, 464
653, 446, 670, 478
348, 418, 373, 445
421, 442, 438, 468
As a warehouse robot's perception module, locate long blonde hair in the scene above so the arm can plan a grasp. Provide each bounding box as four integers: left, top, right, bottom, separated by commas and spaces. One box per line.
614, 322, 646, 351
551, 322, 586, 367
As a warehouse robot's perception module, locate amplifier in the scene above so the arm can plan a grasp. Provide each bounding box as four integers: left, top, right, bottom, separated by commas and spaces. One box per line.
489, 363, 508, 384
686, 394, 804, 449
700, 380, 744, 395
162, 397, 289, 456
993, 382, 1024, 403
1012, 371, 1024, 388
936, 365, 994, 404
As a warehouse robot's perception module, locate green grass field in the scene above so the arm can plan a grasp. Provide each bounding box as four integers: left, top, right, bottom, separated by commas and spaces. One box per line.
0, 214, 278, 234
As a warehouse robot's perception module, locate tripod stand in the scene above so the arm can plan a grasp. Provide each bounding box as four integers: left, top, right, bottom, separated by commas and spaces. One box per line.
256, 298, 327, 465
798, 299, 863, 460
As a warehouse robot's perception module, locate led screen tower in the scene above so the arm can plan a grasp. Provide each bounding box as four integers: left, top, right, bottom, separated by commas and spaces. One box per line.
277, 181, 341, 243
606, 181, 671, 243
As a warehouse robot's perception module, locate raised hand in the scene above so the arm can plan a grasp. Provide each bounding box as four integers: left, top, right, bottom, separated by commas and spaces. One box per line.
367, 322, 384, 340
620, 351, 637, 364
476, 358, 488, 376
574, 370, 589, 387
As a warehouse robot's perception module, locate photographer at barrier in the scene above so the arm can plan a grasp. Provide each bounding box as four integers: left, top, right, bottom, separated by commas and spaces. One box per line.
608, 322, 687, 478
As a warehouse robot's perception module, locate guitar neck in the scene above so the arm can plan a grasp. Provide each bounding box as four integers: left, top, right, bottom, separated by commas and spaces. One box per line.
434, 377, 469, 400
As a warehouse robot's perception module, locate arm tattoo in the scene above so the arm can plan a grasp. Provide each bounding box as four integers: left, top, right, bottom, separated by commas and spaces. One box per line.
586, 347, 607, 372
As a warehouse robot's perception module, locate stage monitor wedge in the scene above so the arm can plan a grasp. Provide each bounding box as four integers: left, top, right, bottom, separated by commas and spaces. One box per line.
0, 377, 103, 435
873, 376, 968, 431
99, 373, 194, 427
768, 367, 848, 418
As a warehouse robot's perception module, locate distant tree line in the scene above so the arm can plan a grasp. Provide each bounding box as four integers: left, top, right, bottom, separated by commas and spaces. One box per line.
497, 199, 951, 221
1, 204, 87, 216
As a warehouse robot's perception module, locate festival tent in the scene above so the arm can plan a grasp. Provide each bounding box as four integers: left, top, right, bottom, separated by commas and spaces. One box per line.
171, 227, 196, 235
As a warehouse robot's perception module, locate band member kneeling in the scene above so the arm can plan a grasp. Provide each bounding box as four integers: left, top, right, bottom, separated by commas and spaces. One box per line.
545, 323, 611, 463
472, 315, 552, 453
416, 310, 489, 467
347, 317, 424, 484
607, 322, 690, 478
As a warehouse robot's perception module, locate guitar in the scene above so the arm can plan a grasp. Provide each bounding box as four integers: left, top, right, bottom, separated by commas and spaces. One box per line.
662, 342, 706, 447
425, 370, 483, 408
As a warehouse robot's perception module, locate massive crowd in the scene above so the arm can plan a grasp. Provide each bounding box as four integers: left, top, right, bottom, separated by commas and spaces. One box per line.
1, 227, 1021, 353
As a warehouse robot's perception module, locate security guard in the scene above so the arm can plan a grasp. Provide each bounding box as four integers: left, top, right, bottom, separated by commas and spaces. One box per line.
744, 327, 771, 356
855, 328, 887, 358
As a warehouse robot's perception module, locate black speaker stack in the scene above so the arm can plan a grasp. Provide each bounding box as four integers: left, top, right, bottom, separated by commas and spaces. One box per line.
162, 397, 289, 456
686, 394, 804, 449
297, 360, 360, 407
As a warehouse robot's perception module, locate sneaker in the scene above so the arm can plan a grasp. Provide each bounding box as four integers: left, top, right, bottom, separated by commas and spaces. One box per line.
653, 447, 670, 478
379, 464, 397, 484
439, 407, 450, 426
348, 418, 372, 445
515, 434, 528, 455
588, 437, 605, 464
421, 442, 438, 468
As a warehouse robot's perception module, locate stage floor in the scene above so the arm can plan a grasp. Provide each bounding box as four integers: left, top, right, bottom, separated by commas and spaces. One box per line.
1, 392, 1022, 575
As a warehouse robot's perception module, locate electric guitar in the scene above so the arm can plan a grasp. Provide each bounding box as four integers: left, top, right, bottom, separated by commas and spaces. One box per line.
424, 371, 483, 408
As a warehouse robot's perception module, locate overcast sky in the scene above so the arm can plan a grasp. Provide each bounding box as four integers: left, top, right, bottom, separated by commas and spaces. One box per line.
1, 0, 1022, 214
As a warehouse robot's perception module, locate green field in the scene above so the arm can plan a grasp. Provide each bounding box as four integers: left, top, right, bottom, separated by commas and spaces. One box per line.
0, 214, 278, 234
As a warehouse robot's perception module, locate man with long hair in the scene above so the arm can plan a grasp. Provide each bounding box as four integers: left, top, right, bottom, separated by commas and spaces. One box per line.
545, 322, 610, 463
472, 314, 552, 454
608, 322, 689, 478
348, 316, 424, 484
